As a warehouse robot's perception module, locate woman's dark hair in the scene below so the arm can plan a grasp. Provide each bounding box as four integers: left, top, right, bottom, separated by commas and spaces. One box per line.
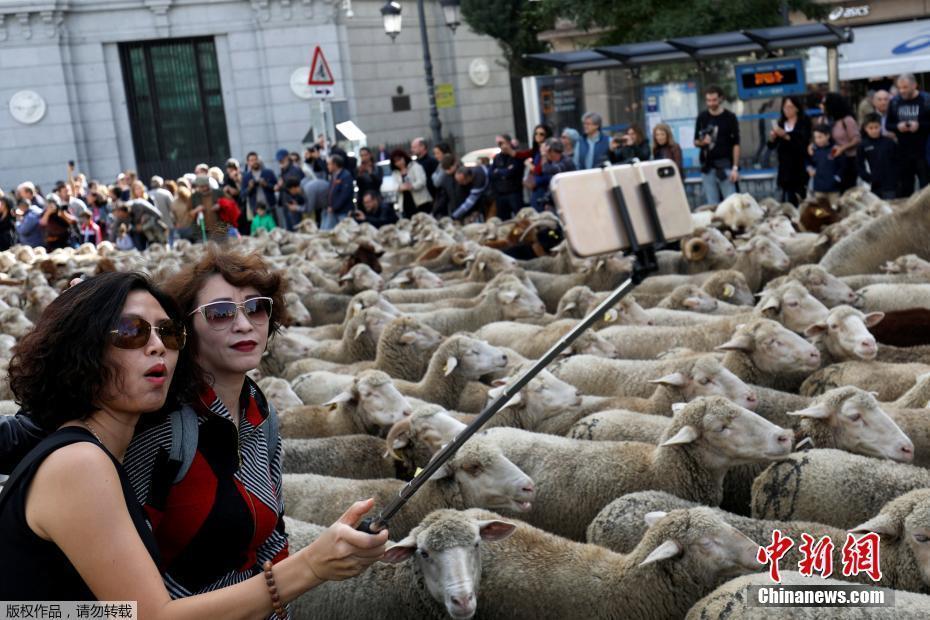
160, 244, 290, 387
778, 95, 808, 126
822, 92, 853, 123
627, 124, 646, 145
532, 124, 553, 155
8, 272, 198, 431
389, 149, 411, 170
0, 195, 13, 215
434, 142, 452, 156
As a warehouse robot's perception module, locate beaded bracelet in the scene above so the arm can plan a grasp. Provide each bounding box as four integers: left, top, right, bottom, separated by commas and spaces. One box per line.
262, 560, 288, 619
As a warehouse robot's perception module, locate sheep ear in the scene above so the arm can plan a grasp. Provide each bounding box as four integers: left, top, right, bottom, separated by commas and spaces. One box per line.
428, 460, 455, 480
595, 258, 606, 271
849, 514, 899, 539
650, 372, 688, 388
497, 289, 518, 305
757, 294, 780, 313
477, 519, 517, 542
488, 384, 521, 408
787, 403, 831, 419
639, 539, 682, 566
562, 301, 577, 311
722, 284, 735, 298
398, 331, 418, 345
804, 321, 827, 337
393, 273, 411, 285
815, 235, 830, 246
322, 391, 354, 407
644, 511, 668, 527
715, 332, 754, 352
382, 536, 418, 564
660, 425, 699, 446
443, 356, 459, 376
863, 312, 885, 327
477, 261, 486, 272
355, 324, 367, 340
349, 301, 364, 317
681, 297, 703, 310
339, 272, 354, 282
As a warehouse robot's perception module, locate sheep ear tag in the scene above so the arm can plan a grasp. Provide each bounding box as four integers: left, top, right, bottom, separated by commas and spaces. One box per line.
722, 284, 735, 298
639, 540, 682, 566
603, 309, 619, 323
444, 356, 459, 376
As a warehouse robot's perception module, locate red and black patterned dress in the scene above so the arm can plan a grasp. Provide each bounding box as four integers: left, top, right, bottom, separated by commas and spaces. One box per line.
123, 378, 289, 614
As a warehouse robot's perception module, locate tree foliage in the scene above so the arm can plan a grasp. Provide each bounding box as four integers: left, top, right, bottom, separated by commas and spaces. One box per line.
460, 0, 556, 73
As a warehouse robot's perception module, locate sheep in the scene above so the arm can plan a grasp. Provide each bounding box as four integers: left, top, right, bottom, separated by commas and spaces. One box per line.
750, 449, 930, 529
655, 284, 722, 312
337, 262, 384, 294
283, 436, 536, 538
300, 290, 402, 340
819, 186, 930, 276
290, 509, 519, 620
799, 361, 930, 401
469, 505, 761, 620
282, 516, 324, 553
840, 271, 930, 290
713, 192, 766, 231
765, 264, 859, 307
554, 286, 653, 326
255, 377, 303, 411
279, 370, 412, 438
856, 283, 930, 312
294, 306, 393, 363
700, 269, 757, 306
282, 291, 311, 326
406, 279, 546, 335
474, 319, 618, 359
391, 335, 509, 412
386, 265, 445, 290
0, 308, 33, 338
804, 305, 885, 364
688, 571, 930, 619
882, 253, 930, 276
526, 255, 633, 311
894, 372, 930, 408
282, 435, 397, 478
558, 319, 820, 396
654, 226, 736, 275
476, 397, 791, 540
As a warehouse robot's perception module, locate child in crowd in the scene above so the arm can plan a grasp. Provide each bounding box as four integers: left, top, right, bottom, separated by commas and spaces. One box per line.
114, 223, 134, 250
78, 211, 101, 245
250, 203, 276, 235
807, 124, 846, 202
857, 112, 899, 200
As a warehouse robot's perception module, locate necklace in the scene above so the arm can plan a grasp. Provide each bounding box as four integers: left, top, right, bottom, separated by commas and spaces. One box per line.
81, 419, 104, 444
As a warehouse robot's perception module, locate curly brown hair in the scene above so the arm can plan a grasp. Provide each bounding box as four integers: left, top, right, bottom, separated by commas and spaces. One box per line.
160, 244, 289, 382
8, 272, 199, 431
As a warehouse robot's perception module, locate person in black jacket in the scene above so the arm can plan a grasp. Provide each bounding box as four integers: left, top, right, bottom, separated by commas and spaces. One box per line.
0, 195, 17, 251
490, 134, 524, 221
857, 112, 899, 200
608, 125, 650, 165
431, 154, 465, 219
411, 137, 438, 199
767, 95, 812, 206
886, 73, 930, 196
353, 190, 398, 228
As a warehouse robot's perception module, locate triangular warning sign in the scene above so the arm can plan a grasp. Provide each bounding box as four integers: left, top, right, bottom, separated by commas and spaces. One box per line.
308, 46, 335, 86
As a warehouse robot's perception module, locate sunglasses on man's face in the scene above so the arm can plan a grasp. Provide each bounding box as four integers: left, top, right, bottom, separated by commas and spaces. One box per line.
189, 297, 273, 331
110, 316, 187, 350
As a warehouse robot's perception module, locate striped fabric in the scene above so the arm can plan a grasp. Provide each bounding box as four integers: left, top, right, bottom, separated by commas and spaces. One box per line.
123, 378, 290, 617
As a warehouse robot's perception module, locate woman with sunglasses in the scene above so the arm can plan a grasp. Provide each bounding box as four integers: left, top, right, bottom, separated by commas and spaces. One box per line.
0, 267, 388, 616
524, 123, 553, 212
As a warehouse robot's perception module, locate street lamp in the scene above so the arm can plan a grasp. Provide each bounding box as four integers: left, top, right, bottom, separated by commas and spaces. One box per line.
439, 0, 461, 32
380, 1, 402, 41
380, 0, 461, 145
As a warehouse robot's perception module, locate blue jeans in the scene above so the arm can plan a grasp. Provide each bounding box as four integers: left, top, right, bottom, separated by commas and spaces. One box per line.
701, 171, 737, 205
321, 210, 348, 230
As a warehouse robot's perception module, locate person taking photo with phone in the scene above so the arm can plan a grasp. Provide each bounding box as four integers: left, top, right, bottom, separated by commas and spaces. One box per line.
694, 85, 741, 205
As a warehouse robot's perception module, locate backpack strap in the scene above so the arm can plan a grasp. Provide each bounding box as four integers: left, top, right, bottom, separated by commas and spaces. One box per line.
168, 406, 200, 485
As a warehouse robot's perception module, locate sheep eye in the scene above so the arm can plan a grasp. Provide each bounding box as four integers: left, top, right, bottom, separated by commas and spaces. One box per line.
828, 324, 838, 331
474, 542, 480, 548
914, 534, 929, 543
848, 412, 862, 422
463, 463, 482, 476
698, 378, 710, 386
716, 426, 728, 433
419, 549, 430, 559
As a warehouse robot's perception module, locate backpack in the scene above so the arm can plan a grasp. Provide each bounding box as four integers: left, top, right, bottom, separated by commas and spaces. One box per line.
167, 401, 279, 484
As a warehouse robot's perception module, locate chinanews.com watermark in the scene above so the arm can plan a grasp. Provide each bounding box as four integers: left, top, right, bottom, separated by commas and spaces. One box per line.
1, 602, 136, 619
752, 528, 894, 608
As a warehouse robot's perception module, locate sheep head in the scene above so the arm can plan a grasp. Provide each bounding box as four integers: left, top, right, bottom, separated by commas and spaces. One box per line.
716, 319, 821, 373
382, 510, 516, 620
671, 285, 718, 312
339, 263, 384, 292
755, 281, 829, 334
703, 270, 755, 306
491, 282, 546, 321
649, 357, 757, 411
788, 386, 913, 463
660, 397, 792, 469
635, 507, 761, 583
325, 370, 412, 432
804, 305, 884, 361
736, 235, 791, 272
486, 366, 582, 420
439, 336, 508, 379
384, 407, 466, 463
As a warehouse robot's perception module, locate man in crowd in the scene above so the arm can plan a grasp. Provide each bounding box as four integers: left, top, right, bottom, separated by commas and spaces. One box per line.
872, 90, 891, 135
191, 175, 223, 240
431, 154, 462, 219
302, 145, 328, 180
16, 182, 46, 210
194, 163, 219, 190
149, 176, 174, 229
576, 112, 611, 169
14, 198, 44, 247
353, 190, 398, 228
887, 73, 930, 196
242, 151, 277, 225
490, 134, 525, 220
694, 85, 741, 205
411, 137, 438, 200
274, 148, 304, 195
539, 138, 576, 210
301, 176, 330, 228
280, 177, 306, 230
452, 164, 491, 221
53, 180, 88, 219
323, 154, 353, 230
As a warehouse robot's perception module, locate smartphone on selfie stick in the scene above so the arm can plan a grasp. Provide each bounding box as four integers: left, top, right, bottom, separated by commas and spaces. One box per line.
357, 159, 693, 534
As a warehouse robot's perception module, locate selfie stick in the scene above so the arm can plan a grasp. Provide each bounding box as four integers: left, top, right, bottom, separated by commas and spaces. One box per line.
358, 162, 669, 534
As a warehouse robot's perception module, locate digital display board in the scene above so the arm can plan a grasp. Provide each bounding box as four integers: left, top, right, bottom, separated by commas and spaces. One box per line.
734, 57, 806, 100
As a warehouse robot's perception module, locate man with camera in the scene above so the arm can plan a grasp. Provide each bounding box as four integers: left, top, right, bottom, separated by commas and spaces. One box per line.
694, 85, 741, 205
887, 73, 930, 196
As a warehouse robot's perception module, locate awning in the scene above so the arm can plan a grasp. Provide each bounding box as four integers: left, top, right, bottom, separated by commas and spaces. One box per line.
526, 23, 852, 72
806, 18, 930, 83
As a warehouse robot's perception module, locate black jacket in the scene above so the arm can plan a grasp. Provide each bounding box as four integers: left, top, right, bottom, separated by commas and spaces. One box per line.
0, 411, 45, 475
857, 135, 899, 194
490, 152, 524, 195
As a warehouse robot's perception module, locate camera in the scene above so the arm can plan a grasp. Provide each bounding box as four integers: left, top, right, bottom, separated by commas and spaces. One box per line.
697, 127, 715, 141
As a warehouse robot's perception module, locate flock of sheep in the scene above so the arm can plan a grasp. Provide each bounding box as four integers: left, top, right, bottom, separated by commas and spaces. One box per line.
1, 186, 930, 619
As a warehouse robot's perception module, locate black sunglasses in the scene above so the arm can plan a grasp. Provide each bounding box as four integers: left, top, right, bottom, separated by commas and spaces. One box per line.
110, 317, 187, 350
190, 297, 273, 331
